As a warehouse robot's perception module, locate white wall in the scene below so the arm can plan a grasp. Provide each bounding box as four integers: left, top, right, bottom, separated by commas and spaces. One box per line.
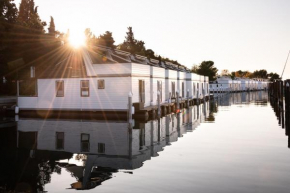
17, 119, 129, 155
132, 77, 151, 107
19, 77, 131, 111
18, 97, 38, 109
132, 63, 150, 76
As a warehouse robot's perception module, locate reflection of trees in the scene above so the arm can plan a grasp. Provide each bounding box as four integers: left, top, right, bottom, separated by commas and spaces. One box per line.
75, 154, 87, 165
0, 148, 73, 192
37, 161, 62, 189
206, 100, 217, 122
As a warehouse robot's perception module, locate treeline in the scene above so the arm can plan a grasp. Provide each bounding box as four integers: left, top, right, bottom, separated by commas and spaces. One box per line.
1, 0, 280, 95
0, 0, 62, 79
85, 26, 180, 65
0, 0, 182, 95
223, 69, 280, 82
192, 62, 280, 82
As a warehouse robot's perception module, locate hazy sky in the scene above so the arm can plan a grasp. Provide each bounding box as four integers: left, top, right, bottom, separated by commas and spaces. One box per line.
14, 0, 290, 78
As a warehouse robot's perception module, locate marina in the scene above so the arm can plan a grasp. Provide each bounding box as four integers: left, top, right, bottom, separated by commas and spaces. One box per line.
2, 91, 290, 192
1, 1, 289, 192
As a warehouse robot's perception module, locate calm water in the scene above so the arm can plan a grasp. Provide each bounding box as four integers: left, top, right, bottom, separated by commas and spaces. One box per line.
1, 91, 290, 193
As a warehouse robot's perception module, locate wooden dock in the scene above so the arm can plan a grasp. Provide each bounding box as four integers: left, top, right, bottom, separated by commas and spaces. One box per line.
133, 96, 211, 120
0, 97, 16, 112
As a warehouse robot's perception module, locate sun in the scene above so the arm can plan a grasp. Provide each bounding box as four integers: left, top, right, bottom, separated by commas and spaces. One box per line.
68, 31, 86, 48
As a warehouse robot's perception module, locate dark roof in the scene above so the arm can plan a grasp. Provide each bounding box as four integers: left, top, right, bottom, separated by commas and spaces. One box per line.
86, 48, 116, 64
32, 44, 192, 79
36, 46, 87, 79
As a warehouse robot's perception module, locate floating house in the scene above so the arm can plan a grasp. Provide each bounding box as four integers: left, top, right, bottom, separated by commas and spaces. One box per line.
210, 76, 269, 93
18, 45, 210, 115
209, 76, 232, 92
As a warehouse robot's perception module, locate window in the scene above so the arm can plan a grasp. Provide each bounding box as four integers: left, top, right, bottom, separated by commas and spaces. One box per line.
81, 80, 89, 97
157, 81, 162, 101
193, 83, 196, 96
81, 134, 90, 152
171, 82, 175, 97
98, 143, 105, 154
30, 66, 35, 78
56, 132, 64, 150
182, 82, 184, 97
139, 80, 145, 103
98, 79, 105, 89
56, 81, 64, 97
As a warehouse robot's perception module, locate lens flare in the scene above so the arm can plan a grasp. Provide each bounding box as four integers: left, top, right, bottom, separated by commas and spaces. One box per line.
69, 31, 86, 48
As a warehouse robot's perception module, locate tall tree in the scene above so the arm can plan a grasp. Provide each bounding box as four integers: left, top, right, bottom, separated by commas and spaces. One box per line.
192, 61, 218, 81
0, 0, 17, 48
0, 0, 18, 92
18, 0, 46, 32
252, 69, 268, 78
98, 31, 116, 49
267, 72, 280, 81
119, 27, 146, 55
48, 16, 55, 35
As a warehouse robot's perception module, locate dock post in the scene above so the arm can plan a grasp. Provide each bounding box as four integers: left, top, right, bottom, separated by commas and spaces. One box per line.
157, 91, 161, 117
187, 89, 189, 107
128, 92, 133, 122
15, 80, 20, 114
176, 90, 180, 111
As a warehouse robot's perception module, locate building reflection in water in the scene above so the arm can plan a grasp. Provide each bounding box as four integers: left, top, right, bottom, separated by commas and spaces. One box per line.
0, 91, 269, 191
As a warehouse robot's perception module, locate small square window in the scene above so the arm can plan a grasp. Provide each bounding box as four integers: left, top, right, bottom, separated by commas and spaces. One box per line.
98, 143, 105, 154
98, 79, 105, 89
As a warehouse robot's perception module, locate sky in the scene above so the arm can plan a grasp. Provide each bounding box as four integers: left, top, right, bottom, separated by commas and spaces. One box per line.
14, 0, 290, 78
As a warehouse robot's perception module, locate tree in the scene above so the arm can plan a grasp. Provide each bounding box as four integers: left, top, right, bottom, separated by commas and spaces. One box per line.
145, 49, 156, 59
18, 0, 46, 32
231, 70, 252, 78
119, 27, 146, 55
192, 61, 218, 81
0, 0, 18, 46
267, 72, 280, 81
48, 16, 55, 35
220, 69, 230, 76
252, 69, 268, 79
0, 0, 18, 93
98, 31, 116, 49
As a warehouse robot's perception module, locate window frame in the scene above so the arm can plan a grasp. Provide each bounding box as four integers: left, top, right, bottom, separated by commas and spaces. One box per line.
98, 79, 105, 89
157, 80, 162, 102
80, 80, 90, 97
98, 143, 105, 154
56, 132, 64, 150
81, 133, 90, 152
55, 80, 64, 97
171, 81, 175, 98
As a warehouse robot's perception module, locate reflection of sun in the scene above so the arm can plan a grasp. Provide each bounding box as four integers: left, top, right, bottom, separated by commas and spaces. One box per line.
69, 31, 86, 48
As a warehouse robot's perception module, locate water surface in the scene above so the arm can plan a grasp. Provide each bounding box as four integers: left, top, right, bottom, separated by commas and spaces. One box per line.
1, 91, 290, 193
